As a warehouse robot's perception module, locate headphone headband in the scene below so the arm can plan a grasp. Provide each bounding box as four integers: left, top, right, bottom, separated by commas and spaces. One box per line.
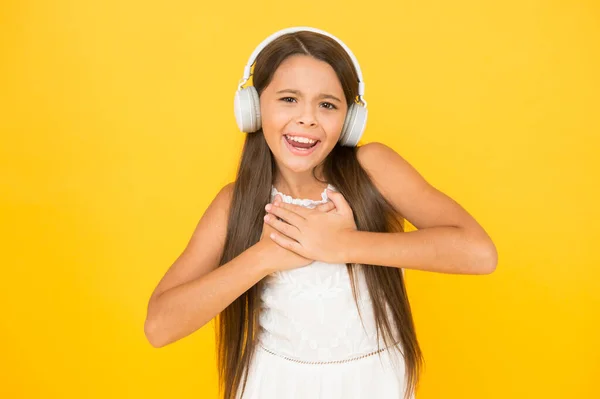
237, 26, 366, 102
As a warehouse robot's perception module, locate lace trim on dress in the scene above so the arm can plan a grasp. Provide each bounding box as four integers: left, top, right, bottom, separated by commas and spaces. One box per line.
270, 184, 337, 207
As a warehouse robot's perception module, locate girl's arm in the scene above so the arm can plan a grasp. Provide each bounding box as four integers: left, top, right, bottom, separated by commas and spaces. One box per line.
144, 183, 270, 348
351, 142, 498, 274
342, 228, 496, 275
144, 241, 272, 348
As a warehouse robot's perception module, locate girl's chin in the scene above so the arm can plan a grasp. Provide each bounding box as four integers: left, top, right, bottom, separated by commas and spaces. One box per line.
271, 154, 320, 173
280, 159, 316, 173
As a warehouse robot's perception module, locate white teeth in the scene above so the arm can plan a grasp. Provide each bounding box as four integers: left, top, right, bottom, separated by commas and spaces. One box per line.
286, 135, 316, 144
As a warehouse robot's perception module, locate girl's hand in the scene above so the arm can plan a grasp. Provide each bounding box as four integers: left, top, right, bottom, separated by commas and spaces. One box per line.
256, 195, 336, 273
264, 189, 357, 263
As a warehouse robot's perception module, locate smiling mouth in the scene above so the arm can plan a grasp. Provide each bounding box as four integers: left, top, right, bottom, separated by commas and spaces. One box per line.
284, 134, 320, 150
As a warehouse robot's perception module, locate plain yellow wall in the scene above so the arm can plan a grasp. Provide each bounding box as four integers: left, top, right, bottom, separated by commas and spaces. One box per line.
1, 1, 598, 398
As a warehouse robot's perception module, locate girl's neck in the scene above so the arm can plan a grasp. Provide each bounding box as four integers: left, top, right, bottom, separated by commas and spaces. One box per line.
272, 170, 328, 201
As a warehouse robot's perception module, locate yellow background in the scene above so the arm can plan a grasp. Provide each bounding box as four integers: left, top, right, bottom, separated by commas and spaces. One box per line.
1, 1, 598, 398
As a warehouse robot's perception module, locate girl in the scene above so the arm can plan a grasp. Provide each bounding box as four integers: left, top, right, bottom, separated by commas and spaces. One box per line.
144, 27, 497, 399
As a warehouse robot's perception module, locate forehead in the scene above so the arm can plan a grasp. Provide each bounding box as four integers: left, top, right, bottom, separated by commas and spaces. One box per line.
269, 55, 343, 94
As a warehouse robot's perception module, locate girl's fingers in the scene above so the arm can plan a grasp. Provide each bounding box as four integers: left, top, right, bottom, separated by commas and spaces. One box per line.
315, 201, 336, 213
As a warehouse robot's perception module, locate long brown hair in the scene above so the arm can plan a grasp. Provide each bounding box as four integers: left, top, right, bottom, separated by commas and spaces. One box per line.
216, 30, 423, 399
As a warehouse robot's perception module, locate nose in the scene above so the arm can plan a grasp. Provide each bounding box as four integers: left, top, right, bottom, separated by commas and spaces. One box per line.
296, 105, 318, 127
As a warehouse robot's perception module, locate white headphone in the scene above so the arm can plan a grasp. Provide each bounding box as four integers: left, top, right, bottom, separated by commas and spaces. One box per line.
233, 26, 368, 147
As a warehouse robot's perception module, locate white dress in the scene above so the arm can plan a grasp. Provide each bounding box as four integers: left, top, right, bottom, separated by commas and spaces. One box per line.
237, 184, 412, 399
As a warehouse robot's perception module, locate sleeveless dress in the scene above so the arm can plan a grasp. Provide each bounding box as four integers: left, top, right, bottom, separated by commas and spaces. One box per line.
237, 184, 412, 399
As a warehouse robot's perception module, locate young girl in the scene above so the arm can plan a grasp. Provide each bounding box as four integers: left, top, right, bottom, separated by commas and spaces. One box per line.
144, 27, 498, 399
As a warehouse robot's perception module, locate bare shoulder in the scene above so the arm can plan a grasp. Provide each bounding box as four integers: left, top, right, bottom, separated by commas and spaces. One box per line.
356, 141, 431, 209
186, 182, 235, 246
184, 181, 235, 258
148, 182, 235, 301
211, 181, 236, 217
356, 142, 487, 233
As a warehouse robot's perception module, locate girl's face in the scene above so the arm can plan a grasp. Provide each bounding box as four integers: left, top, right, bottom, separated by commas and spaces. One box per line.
259, 54, 348, 174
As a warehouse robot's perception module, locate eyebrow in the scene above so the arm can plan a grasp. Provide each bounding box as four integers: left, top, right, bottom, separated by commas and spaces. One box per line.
275, 89, 342, 103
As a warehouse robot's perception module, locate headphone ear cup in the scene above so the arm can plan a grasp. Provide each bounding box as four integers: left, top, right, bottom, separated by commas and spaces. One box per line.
234, 87, 262, 132
339, 103, 368, 146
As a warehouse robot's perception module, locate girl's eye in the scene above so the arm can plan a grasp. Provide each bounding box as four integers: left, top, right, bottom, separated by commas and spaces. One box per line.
279, 97, 337, 110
